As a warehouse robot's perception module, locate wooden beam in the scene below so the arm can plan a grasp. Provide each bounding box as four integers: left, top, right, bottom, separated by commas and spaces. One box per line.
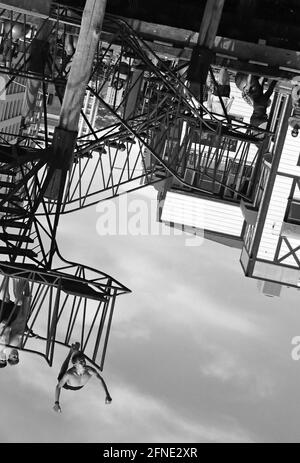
59, 0, 107, 132
198, 0, 225, 48
187, 0, 225, 90
0, 0, 51, 17
115, 17, 199, 46
115, 17, 300, 79
120, 17, 300, 69
138, 39, 296, 80
214, 37, 300, 70
215, 58, 296, 81
45, 0, 107, 201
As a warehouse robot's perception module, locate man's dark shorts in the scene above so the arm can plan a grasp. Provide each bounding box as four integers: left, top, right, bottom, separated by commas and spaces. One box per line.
0, 300, 18, 324
63, 384, 84, 391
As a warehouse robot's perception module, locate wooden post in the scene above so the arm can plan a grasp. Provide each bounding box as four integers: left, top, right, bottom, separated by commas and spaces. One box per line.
59, 0, 107, 132
198, 0, 225, 48
45, 0, 107, 200
43, 0, 107, 269
187, 0, 225, 96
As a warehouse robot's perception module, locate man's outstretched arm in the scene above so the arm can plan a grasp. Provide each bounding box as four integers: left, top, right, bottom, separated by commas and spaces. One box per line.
89, 367, 112, 403
53, 375, 68, 413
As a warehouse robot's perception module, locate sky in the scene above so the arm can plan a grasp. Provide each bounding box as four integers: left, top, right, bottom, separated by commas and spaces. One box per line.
1, 186, 300, 443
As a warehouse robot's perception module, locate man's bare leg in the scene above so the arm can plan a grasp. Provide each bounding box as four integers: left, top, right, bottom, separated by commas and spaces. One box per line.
13, 280, 38, 337
0, 276, 10, 302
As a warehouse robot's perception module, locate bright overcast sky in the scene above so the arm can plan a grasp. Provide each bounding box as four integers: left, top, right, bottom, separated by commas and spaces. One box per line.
1, 186, 300, 443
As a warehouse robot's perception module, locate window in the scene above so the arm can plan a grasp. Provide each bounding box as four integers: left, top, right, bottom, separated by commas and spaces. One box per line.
288, 201, 300, 224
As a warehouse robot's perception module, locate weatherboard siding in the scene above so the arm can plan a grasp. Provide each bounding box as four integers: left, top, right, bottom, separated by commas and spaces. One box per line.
162, 191, 244, 236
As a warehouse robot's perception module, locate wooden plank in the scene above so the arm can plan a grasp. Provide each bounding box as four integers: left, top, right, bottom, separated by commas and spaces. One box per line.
215, 58, 296, 81
198, 0, 225, 48
59, 0, 107, 132
119, 17, 199, 47
162, 191, 244, 236
120, 16, 300, 75
214, 37, 300, 70
46, 0, 108, 200
0, 0, 51, 17
134, 39, 295, 80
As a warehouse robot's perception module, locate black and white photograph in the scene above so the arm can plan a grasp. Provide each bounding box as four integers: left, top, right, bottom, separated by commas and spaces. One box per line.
0, 0, 299, 446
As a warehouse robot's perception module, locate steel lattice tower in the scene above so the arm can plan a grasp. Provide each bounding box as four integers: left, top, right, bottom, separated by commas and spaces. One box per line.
0, 1, 274, 365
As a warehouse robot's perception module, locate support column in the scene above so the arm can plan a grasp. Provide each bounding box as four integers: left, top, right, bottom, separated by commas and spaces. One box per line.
42, 0, 107, 267
58, 0, 107, 133
45, 0, 107, 200
187, 0, 225, 98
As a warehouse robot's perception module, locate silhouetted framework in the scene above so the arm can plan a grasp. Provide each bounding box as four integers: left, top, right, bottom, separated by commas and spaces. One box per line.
0, 3, 274, 272
0, 1, 134, 370
0, 2, 276, 364
0, 6, 272, 217
0, 255, 130, 369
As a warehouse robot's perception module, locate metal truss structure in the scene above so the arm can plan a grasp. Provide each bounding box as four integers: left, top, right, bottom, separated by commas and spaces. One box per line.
0, 2, 274, 364
0, 5, 272, 262
0, 254, 130, 368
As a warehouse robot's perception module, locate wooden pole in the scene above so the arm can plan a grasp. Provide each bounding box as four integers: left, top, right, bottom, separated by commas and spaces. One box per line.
43, 0, 107, 268
198, 0, 225, 48
45, 0, 107, 201
187, 0, 225, 96
58, 0, 107, 132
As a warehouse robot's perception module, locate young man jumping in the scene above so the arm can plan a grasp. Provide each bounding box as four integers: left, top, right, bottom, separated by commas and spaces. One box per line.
53, 342, 112, 413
